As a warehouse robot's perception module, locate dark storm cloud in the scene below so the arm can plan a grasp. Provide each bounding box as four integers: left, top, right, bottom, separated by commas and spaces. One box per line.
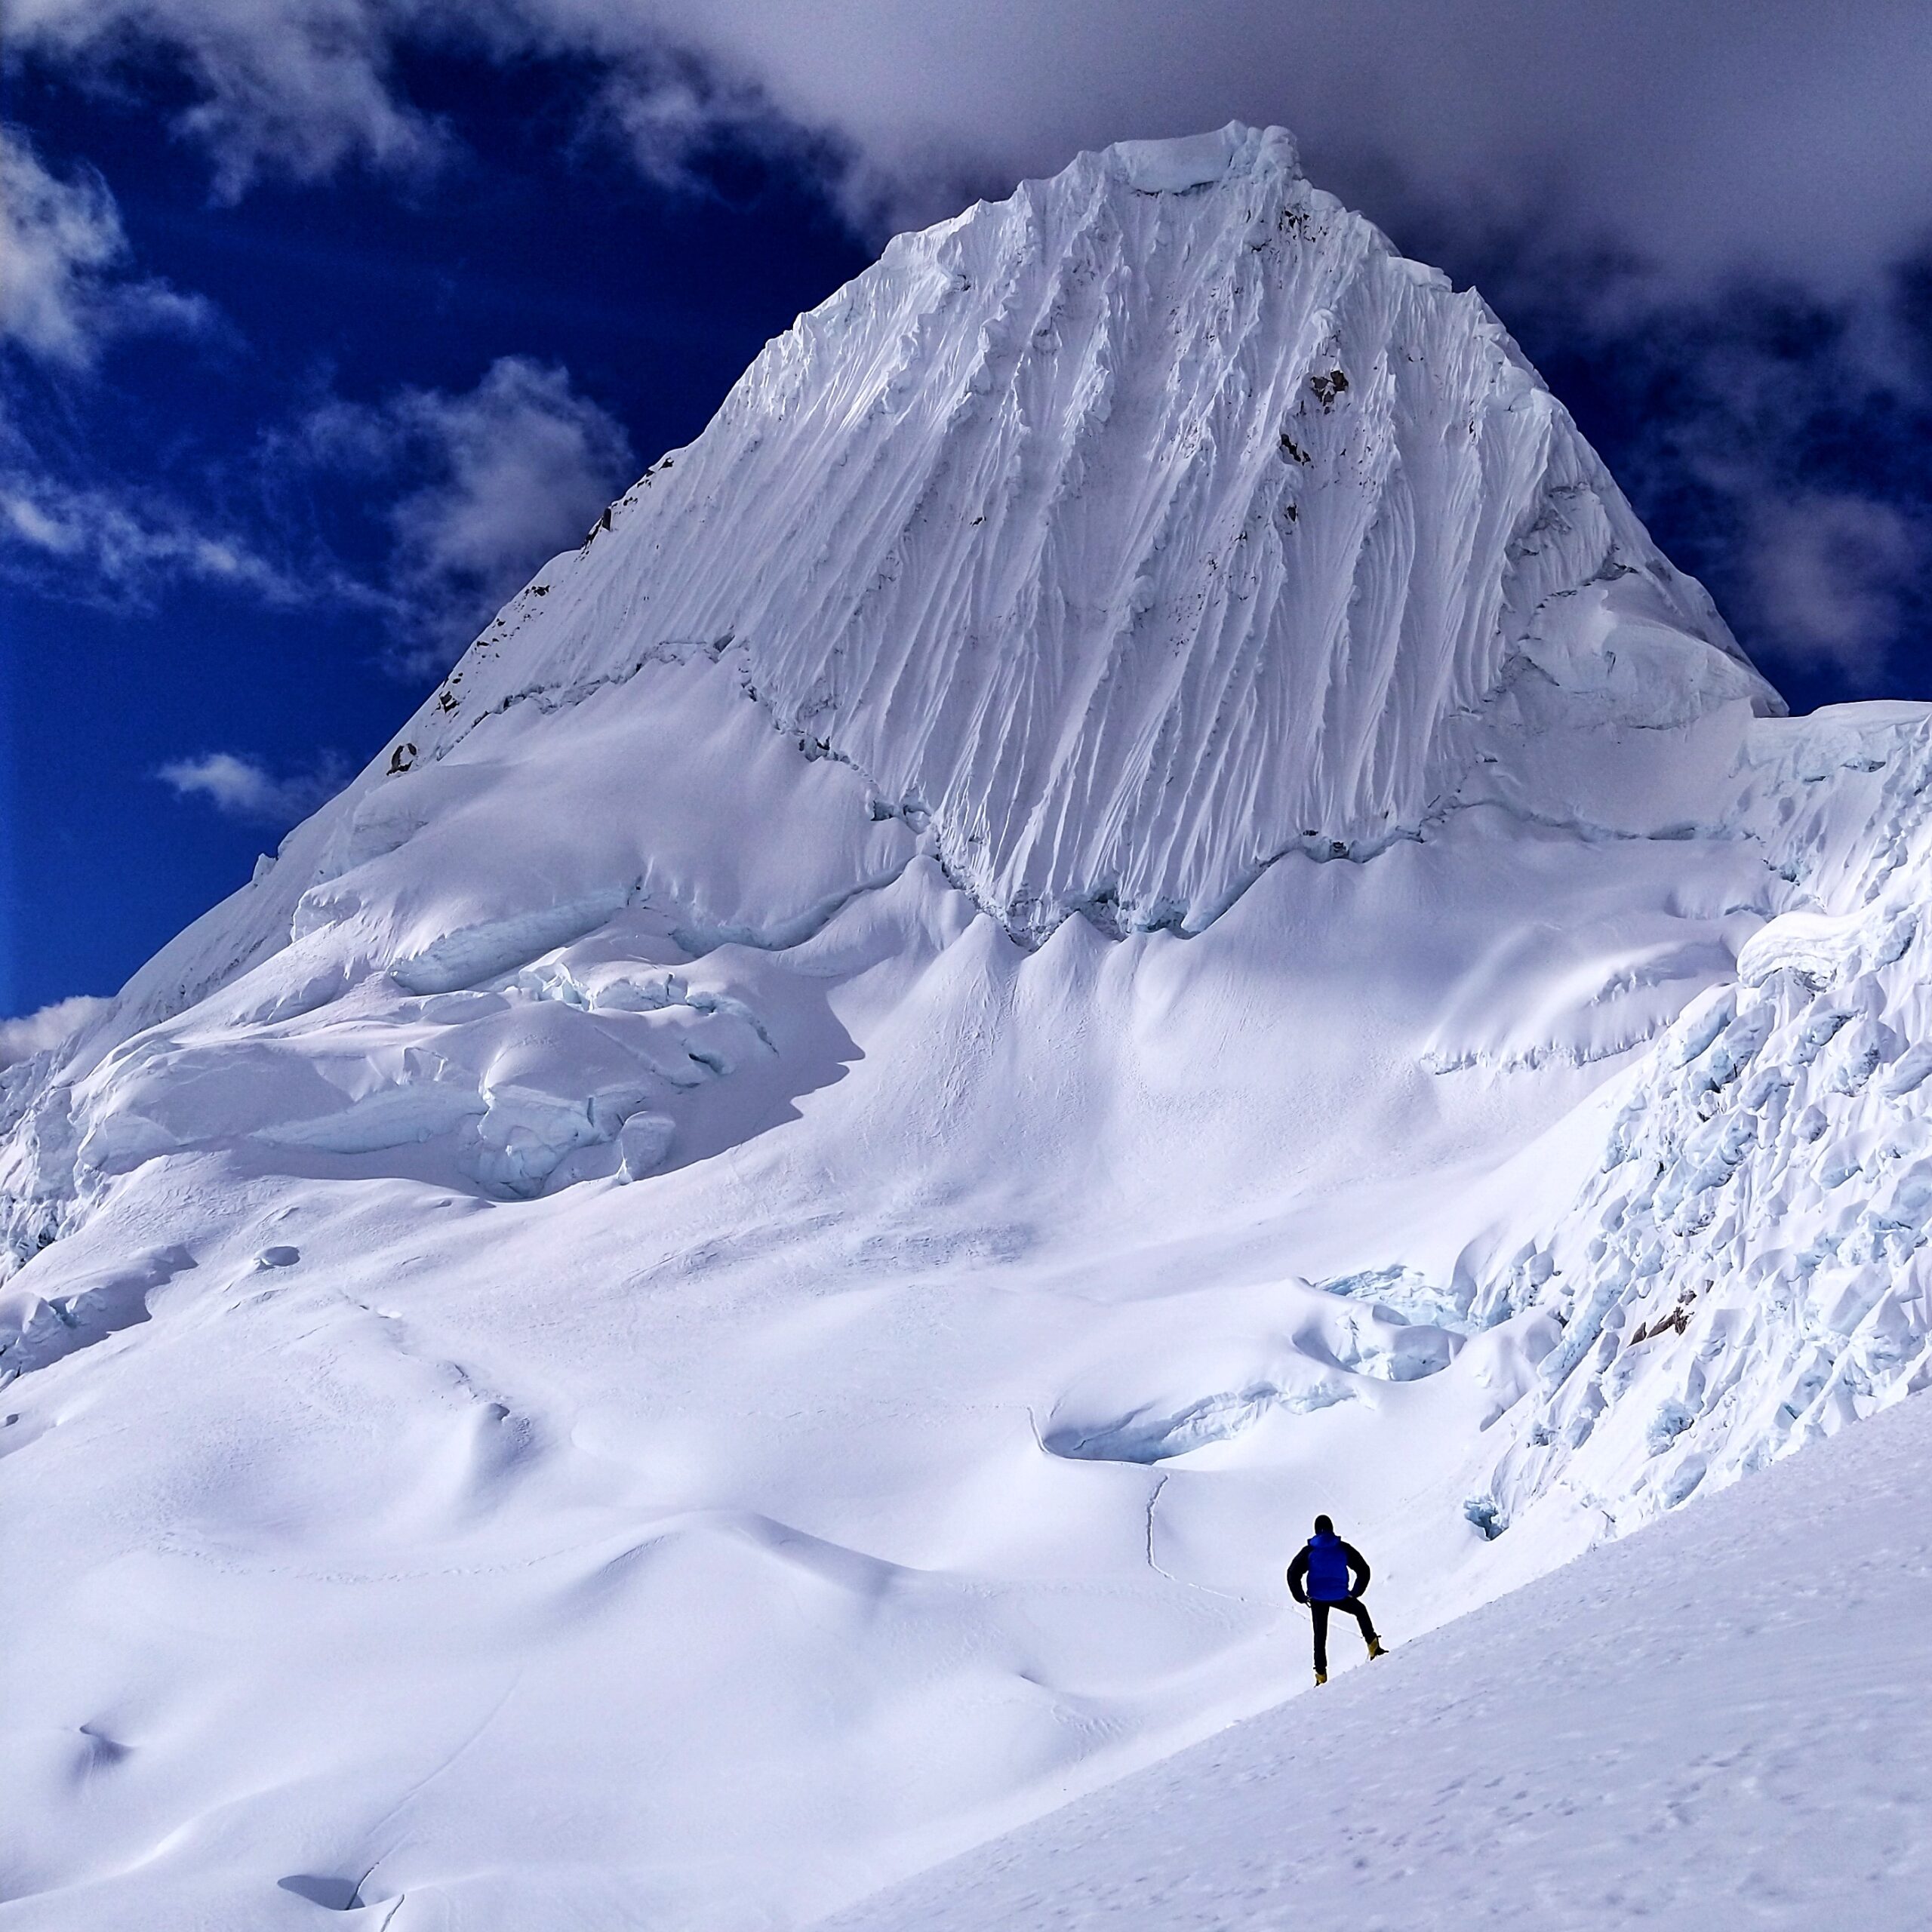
640, 2, 1932, 292
13, 0, 1932, 289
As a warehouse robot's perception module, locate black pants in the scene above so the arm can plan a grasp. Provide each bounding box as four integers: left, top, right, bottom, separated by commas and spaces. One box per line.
1309, 1595, 1377, 1672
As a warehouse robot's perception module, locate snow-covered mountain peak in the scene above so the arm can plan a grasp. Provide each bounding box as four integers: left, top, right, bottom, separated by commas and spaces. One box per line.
392, 123, 1775, 943
7, 118, 1932, 1932
1102, 122, 1297, 193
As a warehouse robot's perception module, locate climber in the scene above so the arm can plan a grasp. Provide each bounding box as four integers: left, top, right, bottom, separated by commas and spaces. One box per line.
1287, 1514, 1386, 1684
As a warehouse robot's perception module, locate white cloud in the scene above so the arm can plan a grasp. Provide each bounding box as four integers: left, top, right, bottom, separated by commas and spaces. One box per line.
0, 125, 123, 364
0, 126, 260, 614
603, 3, 1932, 296
0, 124, 211, 365
157, 749, 346, 822
12, 2, 1932, 296
1744, 494, 1924, 675
297, 355, 634, 664
0, 994, 112, 1070
2, 331, 624, 646
388, 358, 633, 598
0, 469, 310, 606
7, 0, 440, 200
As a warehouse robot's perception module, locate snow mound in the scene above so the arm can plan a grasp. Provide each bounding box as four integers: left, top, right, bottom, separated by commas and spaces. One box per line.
1107, 124, 1275, 193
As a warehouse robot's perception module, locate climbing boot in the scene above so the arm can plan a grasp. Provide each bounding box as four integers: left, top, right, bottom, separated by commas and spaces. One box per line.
1313, 1669, 1327, 1685
1367, 1638, 1387, 1659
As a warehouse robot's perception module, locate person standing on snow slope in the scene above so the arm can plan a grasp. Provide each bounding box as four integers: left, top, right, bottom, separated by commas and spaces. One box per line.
1287, 1515, 1386, 1684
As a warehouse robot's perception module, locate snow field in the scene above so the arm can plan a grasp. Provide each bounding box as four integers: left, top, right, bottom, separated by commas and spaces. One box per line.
0, 761, 1897, 1927
826, 1362, 1932, 1931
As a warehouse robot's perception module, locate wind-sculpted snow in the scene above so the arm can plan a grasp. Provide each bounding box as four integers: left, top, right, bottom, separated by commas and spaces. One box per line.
0, 653, 916, 1270
399, 122, 1770, 940
0, 124, 1777, 1267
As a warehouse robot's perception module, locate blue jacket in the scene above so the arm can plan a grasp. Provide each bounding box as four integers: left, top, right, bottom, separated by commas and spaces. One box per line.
1288, 1533, 1370, 1604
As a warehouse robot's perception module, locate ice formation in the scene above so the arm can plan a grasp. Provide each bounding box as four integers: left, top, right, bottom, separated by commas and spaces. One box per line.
0, 125, 1927, 1929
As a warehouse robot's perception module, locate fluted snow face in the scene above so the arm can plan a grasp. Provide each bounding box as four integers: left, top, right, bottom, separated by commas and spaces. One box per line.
427, 124, 1769, 938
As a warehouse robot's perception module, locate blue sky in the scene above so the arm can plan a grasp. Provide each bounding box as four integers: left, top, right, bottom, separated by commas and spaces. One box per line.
1, 48, 866, 1023
2, 3, 1930, 1038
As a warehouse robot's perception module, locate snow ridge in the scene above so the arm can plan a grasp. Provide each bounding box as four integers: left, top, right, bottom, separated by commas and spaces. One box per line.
402, 122, 1770, 940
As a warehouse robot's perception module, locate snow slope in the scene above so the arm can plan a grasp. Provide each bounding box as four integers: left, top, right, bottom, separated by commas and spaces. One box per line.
827, 1361, 1932, 1932
380, 119, 1769, 941
0, 126, 1928, 1930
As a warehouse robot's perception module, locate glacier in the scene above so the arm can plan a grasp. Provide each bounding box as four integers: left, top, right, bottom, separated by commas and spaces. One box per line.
1, 123, 1928, 1928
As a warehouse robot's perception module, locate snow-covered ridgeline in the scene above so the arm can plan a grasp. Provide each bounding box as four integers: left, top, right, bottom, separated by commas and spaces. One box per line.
0, 120, 1779, 1280
399, 122, 1767, 940
0, 651, 924, 1284
0, 123, 1906, 1520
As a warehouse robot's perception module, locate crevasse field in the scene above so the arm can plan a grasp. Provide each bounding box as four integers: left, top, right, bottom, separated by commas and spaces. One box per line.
4, 125, 1930, 1928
